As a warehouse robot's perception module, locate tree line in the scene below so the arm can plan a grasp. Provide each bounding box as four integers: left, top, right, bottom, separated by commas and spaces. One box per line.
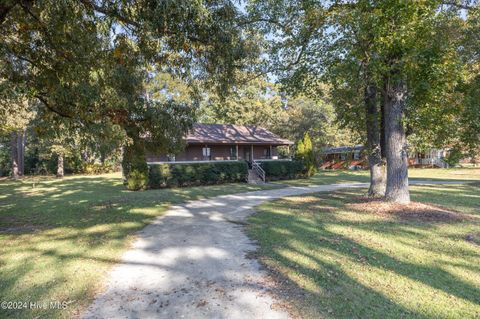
247, 0, 480, 203
1, 1, 479, 203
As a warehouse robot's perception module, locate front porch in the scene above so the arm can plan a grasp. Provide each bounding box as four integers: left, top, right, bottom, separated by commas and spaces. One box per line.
146, 143, 291, 164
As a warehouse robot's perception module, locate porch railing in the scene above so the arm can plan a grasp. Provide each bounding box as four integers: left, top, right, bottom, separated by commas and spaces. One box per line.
418, 157, 448, 168
252, 160, 266, 182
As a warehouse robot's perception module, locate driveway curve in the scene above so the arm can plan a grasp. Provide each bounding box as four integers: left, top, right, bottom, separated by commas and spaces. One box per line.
82, 180, 464, 319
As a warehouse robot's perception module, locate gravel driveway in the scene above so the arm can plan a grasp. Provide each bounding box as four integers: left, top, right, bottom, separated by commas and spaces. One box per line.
82, 180, 463, 319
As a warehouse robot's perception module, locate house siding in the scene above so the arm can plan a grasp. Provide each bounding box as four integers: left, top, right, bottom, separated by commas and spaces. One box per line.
147, 144, 281, 163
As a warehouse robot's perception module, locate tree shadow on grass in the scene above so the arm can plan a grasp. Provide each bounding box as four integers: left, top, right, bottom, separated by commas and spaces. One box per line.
0, 174, 273, 319
0, 174, 267, 232
248, 189, 480, 318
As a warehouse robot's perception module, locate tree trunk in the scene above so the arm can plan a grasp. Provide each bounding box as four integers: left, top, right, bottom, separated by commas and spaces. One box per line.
17, 129, 25, 176
384, 76, 410, 204
56, 154, 64, 178
380, 82, 387, 160
10, 131, 19, 179
365, 83, 386, 197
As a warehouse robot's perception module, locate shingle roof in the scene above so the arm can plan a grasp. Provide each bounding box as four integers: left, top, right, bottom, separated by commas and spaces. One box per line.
186, 123, 293, 145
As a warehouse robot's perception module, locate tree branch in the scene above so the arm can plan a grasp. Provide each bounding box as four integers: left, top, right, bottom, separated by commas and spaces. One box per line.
0, 1, 18, 25
35, 94, 73, 119
77, 0, 140, 28
442, 1, 476, 10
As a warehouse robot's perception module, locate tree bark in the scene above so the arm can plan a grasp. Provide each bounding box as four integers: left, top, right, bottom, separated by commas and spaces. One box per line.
384, 76, 410, 204
365, 83, 386, 197
17, 130, 25, 176
380, 82, 387, 160
56, 154, 64, 178
10, 132, 19, 179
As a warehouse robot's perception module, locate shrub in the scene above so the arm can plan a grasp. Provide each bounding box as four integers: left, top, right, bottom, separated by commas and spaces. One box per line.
127, 166, 149, 190
259, 160, 306, 181
295, 132, 317, 177
82, 162, 118, 175
443, 148, 463, 167
122, 141, 149, 191
149, 161, 248, 188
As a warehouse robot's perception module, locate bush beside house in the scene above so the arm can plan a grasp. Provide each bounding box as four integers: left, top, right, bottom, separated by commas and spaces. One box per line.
149, 161, 248, 188
295, 132, 317, 177
259, 160, 306, 181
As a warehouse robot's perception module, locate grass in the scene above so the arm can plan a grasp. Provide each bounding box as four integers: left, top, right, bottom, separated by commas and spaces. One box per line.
273, 167, 480, 186
0, 172, 277, 319
247, 182, 480, 319
1, 168, 478, 318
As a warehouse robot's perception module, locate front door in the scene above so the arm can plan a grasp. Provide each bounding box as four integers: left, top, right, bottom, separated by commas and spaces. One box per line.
244, 147, 252, 165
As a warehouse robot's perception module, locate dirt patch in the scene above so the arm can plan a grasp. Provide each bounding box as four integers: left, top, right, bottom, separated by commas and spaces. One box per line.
347, 197, 468, 223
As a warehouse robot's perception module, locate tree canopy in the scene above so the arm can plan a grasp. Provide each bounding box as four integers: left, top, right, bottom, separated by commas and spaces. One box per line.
247, 0, 480, 202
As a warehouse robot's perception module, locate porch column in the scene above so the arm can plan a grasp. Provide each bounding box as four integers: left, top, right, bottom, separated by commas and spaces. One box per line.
236, 144, 239, 160
204, 144, 209, 160
269, 145, 273, 159
251, 144, 254, 161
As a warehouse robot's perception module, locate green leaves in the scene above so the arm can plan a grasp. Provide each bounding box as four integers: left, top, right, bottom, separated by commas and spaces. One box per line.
250, 0, 479, 157
295, 132, 316, 177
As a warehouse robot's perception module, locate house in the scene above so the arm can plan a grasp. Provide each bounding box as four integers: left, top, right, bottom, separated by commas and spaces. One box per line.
146, 123, 294, 164
408, 149, 449, 168
321, 145, 450, 169
321, 145, 364, 163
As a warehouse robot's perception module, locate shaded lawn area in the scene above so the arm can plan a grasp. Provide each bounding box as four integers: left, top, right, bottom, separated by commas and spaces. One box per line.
248, 183, 480, 319
274, 168, 480, 186
0, 173, 277, 319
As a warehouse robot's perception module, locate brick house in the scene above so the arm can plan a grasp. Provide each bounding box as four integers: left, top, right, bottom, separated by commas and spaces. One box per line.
146, 123, 294, 163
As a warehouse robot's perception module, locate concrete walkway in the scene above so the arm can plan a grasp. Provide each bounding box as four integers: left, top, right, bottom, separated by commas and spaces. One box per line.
82, 180, 465, 319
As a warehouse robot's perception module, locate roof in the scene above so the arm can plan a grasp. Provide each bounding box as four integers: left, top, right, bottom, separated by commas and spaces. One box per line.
321, 145, 364, 154
186, 123, 293, 145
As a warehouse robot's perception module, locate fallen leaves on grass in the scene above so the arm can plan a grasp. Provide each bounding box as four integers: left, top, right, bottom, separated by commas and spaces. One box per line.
283, 196, 321, 204
348, 198, 468, 222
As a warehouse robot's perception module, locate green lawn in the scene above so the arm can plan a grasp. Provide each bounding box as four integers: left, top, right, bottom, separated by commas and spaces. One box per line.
1, 169, 478, 318
0, 173, 276, 319
247, 183, 480, 319
273, 167, 480, 186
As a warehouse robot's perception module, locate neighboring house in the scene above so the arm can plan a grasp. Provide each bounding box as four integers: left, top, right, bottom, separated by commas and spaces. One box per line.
409, 149, 449, 168
146, 123, 294, 163
321, 145, 364, 162
321, 145, 450, 169
320, 145, 365, 170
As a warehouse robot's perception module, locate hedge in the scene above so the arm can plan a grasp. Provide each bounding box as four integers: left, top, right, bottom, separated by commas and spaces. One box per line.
259, 160, 306, 181
149, 161, 249, 188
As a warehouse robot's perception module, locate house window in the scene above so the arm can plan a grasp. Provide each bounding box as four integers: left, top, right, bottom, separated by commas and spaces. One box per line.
340, 153, 346, 161
353, 152, 360, 160
230, 146, 237, 159
202, 147, 211, 160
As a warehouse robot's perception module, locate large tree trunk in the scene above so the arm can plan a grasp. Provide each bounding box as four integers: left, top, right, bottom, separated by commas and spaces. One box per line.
56, 154, 64, 178
384, 76, 410, 204
17, 129, 25, 176
10, 131, 19, 179
380, 81, 387, 160
365, 83, 386, 197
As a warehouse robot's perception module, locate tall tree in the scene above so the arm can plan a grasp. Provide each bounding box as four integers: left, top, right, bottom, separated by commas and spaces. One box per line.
198, 76, 285, 128
248, 0, 470, 203
0, 94, 34, 178
1, 0, 254, 188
